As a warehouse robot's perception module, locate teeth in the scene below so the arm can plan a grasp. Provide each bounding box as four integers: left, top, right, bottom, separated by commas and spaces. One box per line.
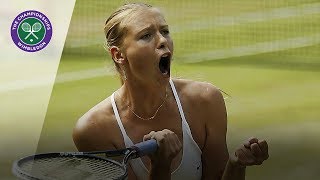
162, 54, 169, 58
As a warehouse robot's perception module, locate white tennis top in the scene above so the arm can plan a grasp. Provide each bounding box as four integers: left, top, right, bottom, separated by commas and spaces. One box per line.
111, 79, 202, 180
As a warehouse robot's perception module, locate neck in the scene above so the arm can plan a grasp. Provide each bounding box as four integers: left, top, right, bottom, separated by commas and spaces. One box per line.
118, 79, 170, 120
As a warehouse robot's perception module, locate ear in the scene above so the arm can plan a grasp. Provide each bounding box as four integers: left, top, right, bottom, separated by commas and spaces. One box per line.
110, 46, 126, 64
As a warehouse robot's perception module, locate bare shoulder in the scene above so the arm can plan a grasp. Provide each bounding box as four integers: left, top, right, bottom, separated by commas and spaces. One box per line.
172, 78, 226, 127
171, 78, 227, 153
172, 78, 224, 106
73, 96, 119, 151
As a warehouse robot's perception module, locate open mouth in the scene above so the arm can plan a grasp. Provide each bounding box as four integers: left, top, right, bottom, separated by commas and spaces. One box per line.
159, 54, 171, 76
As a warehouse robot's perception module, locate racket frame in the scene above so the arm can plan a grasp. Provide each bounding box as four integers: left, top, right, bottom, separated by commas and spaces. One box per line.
12, 139, 157, 179
12, 153, 127, 180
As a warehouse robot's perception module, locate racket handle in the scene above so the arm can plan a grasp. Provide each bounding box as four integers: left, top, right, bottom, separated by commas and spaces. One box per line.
133, 139, 158, 157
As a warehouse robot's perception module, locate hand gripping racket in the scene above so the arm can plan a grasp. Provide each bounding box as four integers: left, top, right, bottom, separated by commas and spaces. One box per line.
12, 139, 157, 180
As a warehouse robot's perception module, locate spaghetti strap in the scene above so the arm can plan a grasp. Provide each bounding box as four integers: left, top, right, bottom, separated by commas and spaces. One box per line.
169, 79, 202, 153
111, 93, 134, 147
169, 79, 193, 137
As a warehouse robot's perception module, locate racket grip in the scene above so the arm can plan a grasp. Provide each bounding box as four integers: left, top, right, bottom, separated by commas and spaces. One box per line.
133, 139, 158, 157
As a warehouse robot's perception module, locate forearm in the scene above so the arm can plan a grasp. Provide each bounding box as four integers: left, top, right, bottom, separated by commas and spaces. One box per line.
221, 159, 246, 180
149, 161, 171, 180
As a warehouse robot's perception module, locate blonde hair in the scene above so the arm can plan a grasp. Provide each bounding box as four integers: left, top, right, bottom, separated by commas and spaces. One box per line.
104, 3, 152, 48
104, 3, 152, 83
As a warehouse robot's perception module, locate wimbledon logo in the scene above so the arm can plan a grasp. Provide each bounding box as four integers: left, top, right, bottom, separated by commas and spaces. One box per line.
11, 10, 52, 52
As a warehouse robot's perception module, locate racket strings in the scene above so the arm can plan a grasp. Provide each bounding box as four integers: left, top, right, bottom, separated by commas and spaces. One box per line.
19, 156, 126, 179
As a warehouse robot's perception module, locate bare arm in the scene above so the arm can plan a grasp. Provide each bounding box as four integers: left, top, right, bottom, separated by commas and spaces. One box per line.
221, 160, 246, 180
199, 83, 268, 180
73, 112, 138, 180
222, 138, 269, 180
143, 129, 182, 180
200, 84, 230, 180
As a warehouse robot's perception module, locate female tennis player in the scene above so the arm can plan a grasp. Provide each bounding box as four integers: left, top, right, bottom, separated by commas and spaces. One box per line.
73, 3, 269, 180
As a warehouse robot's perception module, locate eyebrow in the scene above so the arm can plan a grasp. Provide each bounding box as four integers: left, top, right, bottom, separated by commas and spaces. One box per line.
137, 24, 169, 34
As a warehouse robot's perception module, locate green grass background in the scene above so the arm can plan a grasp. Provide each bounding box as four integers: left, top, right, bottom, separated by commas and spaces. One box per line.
3, 0, 320, 179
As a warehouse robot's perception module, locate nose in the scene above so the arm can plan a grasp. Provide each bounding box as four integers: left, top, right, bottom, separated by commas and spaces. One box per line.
156, 32, 168, 50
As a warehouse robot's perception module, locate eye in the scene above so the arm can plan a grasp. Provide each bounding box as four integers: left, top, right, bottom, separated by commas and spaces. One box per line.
141, 33, 152, 40
161, 29, 170, 36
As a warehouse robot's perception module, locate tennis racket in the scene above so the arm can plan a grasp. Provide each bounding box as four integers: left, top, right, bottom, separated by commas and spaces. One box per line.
22, 22, 41, 40
12, 139, 157, 180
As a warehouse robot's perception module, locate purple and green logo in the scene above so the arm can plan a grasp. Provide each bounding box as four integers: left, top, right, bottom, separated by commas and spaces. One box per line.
11, 10, 52, 52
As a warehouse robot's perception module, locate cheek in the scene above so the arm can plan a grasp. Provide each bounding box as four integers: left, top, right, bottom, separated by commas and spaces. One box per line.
125, 45, 154, 70
126, 45, 151, 62
168, 38, 174, 52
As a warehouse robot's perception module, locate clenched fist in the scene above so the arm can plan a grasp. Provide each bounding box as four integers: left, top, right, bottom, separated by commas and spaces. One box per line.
143, 129, 182, 166
230, 137, 269, 167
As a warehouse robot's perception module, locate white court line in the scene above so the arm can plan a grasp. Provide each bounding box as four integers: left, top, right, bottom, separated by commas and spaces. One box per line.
55, 67, 114, 83
0, 67, 114, 93
182, 33, 320, 63
171, 2, 320, 32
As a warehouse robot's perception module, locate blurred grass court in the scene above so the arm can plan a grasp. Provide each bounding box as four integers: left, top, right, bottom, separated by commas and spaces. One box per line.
3, 0, 320, 179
